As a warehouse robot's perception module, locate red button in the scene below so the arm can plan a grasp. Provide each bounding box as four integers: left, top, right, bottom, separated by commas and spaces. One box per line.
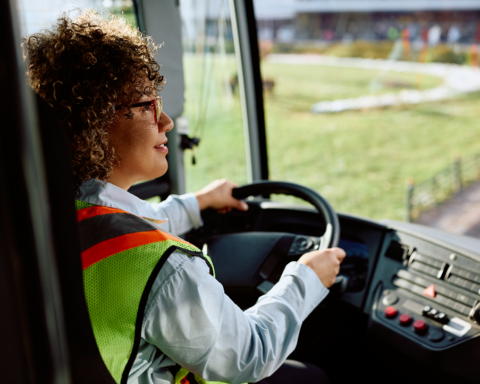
385, 306, 398, 318
399, 314, 412, 326
414, 320, 428, 334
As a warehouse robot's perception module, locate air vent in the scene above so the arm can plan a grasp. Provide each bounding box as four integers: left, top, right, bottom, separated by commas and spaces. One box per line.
409, 252, 446, 279
447, 266, 480, 295
385, 240, 409, 263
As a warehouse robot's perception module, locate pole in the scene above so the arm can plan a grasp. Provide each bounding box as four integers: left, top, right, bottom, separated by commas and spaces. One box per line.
406, 179, 414, 223
454, 156, 462, 193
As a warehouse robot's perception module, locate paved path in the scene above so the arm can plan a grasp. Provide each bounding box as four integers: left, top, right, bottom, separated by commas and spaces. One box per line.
267, 54, 480, 114
417, 181, 480, 238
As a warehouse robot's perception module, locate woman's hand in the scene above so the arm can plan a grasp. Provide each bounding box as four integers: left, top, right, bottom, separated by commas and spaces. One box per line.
195, 179, 249, 213
297, 247, 346, 288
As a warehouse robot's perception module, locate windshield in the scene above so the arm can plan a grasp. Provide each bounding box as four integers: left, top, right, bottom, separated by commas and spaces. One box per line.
250, 0, 480, 237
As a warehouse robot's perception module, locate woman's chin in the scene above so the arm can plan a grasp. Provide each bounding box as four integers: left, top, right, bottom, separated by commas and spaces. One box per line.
153, 162, 168, 179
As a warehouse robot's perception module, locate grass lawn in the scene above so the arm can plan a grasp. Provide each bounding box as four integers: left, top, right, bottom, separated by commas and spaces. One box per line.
183, 55, 480, 221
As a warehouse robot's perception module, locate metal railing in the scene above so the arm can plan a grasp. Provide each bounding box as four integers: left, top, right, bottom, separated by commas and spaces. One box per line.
406, 153, 480, 222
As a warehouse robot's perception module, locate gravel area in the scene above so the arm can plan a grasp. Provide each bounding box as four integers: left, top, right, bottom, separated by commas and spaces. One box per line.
417, 181, 480, 238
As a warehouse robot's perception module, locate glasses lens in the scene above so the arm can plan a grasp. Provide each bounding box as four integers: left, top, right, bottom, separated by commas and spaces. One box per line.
155, 97, 162, 119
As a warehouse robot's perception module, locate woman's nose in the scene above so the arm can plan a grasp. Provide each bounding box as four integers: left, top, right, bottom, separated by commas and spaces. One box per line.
158, 111, 174, 133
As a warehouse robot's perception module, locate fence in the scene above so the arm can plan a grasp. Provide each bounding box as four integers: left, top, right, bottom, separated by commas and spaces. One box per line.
406, 153, 480, 222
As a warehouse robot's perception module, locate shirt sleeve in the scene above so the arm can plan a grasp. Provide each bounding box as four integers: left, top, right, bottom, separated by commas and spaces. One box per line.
141, 252, 329, 384
145, 193, 203, 236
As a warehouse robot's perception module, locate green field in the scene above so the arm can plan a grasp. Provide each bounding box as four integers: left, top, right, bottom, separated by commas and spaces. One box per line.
183, 55, 480, 221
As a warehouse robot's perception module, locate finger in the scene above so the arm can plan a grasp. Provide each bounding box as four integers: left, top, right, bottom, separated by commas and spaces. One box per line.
230, 197, 248, 211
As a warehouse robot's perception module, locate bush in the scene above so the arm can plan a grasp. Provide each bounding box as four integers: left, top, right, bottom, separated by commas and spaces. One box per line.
432, 49, 466, 65
271, 40, 394, 59
272, 42, 328, 55
324, 40, 395, 59
270, 40, 469, 65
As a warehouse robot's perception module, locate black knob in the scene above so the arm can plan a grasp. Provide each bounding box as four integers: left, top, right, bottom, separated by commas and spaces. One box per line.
434, 312, 449, 325
422, 306, 432, 316
470, 303, 480, 323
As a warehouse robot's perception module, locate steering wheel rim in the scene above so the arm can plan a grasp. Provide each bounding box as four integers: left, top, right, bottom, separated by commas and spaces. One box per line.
232, 181, 340, 249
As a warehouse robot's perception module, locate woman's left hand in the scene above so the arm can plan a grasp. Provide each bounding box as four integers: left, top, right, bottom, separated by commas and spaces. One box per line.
195, 179, 249, 213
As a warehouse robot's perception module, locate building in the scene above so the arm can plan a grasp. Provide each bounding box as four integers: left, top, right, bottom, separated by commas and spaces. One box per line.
253, 0, 480, 43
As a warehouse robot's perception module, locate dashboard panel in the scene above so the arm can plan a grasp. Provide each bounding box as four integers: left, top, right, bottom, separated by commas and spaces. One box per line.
367, 221, 480, 383
188, 200, 480, 382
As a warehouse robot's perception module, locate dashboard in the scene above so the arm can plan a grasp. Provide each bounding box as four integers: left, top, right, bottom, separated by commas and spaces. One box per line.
187, 200, 480, 383
369, 220, 480, 383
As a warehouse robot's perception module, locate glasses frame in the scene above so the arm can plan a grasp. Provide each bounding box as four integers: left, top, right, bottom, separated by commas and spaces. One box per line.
115, 96, 162, 124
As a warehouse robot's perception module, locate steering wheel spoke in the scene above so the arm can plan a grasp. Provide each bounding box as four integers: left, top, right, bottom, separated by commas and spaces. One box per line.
287, 235, 322, 256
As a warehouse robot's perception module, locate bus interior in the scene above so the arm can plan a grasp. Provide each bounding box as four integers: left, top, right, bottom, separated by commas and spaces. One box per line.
3, 1, 480, 383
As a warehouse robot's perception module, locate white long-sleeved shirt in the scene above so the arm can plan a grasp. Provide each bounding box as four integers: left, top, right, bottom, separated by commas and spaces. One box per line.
78, 179, 329, 384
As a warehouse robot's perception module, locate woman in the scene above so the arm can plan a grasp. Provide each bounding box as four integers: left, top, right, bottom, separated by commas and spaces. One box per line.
24, 10, 345, 384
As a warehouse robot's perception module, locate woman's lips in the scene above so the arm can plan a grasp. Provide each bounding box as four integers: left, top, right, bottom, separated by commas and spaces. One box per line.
154, 143, 168, 154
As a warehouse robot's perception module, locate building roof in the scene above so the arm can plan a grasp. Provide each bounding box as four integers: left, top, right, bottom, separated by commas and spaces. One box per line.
253, 0, 480, 19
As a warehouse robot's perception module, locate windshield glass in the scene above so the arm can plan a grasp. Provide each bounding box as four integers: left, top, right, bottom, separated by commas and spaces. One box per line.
253, 0, 480, 237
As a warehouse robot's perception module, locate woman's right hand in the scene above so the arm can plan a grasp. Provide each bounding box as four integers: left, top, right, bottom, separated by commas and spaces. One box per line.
297, 248, 346, 288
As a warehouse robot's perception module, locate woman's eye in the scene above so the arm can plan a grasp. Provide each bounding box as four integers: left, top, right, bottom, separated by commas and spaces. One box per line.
142, 105, 150, 112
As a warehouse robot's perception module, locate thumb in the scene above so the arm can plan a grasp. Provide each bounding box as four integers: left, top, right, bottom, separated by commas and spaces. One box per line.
332, 247, 347, 262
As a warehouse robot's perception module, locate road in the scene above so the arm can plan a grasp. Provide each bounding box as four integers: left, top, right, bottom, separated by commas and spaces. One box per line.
417, 181, 480, 238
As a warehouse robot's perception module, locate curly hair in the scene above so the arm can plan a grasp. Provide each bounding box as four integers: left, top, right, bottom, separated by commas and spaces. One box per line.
23, 9, 165, 192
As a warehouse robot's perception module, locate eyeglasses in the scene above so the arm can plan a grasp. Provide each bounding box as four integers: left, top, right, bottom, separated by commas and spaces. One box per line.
115, 96, 163, 124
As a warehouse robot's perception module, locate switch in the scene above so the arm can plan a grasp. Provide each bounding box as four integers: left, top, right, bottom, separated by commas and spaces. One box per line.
434, 312, 449, 325
422, 306, 432, 316
385, 306, 398, 319
399, 314, 412, 326
414, 320, 428, 334
470, 303, 480, 324
427, 308, 438, 318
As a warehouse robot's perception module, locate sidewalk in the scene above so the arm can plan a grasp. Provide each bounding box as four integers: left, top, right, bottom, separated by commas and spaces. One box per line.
417, 181, 480, 238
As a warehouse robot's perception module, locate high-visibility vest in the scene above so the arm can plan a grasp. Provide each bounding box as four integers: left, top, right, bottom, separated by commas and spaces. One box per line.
76, 200, 225, 384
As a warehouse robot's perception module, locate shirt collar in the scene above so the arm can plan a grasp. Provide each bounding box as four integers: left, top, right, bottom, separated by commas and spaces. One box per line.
78, 179, 167, 224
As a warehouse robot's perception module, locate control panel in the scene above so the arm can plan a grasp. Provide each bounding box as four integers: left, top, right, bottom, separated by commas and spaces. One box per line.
376, 287, 474, 348
372, 244, 480, 349
367, 229, 480, 382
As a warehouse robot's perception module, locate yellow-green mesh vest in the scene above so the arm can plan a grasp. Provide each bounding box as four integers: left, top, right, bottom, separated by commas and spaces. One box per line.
76, 200, 228, 384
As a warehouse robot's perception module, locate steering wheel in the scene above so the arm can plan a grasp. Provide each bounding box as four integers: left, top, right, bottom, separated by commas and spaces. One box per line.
203, 181, 343, 293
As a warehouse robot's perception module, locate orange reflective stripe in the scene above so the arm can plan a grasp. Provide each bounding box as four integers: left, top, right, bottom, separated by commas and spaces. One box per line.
160, 232, 192, 247
77, 205, 126, 222
82, 230, 161, 269
81, 229, 193, 270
